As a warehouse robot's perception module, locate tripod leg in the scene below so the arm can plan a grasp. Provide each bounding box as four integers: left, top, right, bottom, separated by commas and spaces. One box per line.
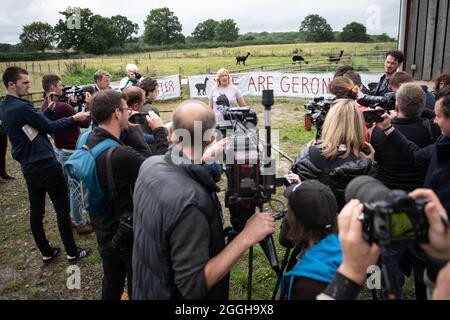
248, 246, 253, 300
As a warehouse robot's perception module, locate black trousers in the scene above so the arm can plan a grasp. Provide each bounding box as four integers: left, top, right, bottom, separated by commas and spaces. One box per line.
100, 248, 133, 300
23, 163, 77, 257
0, 133, 7, 175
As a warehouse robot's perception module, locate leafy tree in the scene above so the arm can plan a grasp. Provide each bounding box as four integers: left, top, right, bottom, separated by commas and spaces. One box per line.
143, 7, 184, 45
54, 8, 140, 54
54, 8, 95, 52
214, 19, 239, 42
110, 15, 139, 46
341, 22, 369, 42
191, 19, 218, 42
19, 22, 54, 51
299, 14, 334, 42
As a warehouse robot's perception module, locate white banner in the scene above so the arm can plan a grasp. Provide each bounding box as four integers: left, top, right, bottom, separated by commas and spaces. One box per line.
110, 74, 182, 101
154, 74, 182, 101
188, 72, 383, 99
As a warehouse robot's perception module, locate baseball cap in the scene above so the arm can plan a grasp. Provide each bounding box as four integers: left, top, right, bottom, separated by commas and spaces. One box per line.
284, 180, 338, 228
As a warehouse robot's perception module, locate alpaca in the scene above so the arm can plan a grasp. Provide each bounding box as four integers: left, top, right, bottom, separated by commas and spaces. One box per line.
292, 55, 308, 64
236, 52, 251, 65
195, 77, 209, 96
329, 50, 344, 64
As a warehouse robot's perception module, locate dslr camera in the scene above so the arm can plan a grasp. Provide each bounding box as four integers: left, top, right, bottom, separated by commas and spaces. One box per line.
345, 176, 429, 245
357, 92, 396, 111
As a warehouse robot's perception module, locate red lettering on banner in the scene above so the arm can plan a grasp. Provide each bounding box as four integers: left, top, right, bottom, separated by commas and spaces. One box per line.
292, 77, 299, 94
323, 78, 331, 94
311, 78, 319, 95
258, 76, 267, 91
232, 76, 239, 86
302, 77, 310, 94
248, 77, 257, 91
267, 76, 273, 90
280, 76, 290, 93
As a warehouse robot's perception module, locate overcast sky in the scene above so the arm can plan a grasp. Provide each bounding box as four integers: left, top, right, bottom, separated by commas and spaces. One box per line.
0, 0, 402, 44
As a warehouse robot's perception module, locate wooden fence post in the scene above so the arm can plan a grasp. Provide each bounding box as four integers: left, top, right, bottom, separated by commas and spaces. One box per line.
39, 63, 42, 73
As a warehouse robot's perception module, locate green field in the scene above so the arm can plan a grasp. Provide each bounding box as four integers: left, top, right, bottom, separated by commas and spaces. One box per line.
0, 42, 396, 95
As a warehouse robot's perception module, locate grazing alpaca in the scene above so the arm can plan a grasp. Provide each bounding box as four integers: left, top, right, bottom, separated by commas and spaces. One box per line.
236, 52, 251, 65
329, 50, 344, 64
292, 55, 308, 64
195, 77, 209, 96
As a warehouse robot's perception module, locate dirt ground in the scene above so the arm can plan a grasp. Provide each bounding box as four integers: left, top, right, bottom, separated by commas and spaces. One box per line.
0, 96, 416, 300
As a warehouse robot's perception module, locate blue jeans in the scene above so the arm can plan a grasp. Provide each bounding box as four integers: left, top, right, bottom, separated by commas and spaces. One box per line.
382, 243, 407, 299
55, 148, 87, 226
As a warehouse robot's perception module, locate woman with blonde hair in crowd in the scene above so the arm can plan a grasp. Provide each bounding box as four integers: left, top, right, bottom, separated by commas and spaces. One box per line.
292, 99, 377, 209
208, 68, 246, 122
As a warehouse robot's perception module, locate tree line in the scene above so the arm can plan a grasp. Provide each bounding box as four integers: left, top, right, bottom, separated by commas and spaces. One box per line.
6, 7, 395, 55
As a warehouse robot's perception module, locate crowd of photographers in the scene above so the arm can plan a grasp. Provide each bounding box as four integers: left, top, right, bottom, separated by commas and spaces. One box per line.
0, 48, 449, 301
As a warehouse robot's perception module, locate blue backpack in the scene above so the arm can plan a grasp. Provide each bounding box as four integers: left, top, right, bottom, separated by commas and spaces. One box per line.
64, 131, 118, 215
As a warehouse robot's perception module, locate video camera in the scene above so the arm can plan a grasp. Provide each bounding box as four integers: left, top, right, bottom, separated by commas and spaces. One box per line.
304, 95, 336, 139
357, 92, 396, 111
345, 176, 429, 246
59, 86, 89, 112
217, 90, 290, 280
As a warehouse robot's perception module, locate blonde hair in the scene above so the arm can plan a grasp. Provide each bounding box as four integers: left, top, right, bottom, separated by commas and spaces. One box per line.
317, 99, 366, 159
215, 68, 230, 87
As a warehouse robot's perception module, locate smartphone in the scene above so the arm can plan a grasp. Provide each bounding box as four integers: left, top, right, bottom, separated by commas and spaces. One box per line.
363, 109, 385, 123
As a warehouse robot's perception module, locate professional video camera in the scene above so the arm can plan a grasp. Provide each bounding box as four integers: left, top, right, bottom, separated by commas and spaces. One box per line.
357, 92, 396, 111
304, 95, 336, 139
61, 86, 89, 112
217, 90, 293, 299
345, 176, 429, 246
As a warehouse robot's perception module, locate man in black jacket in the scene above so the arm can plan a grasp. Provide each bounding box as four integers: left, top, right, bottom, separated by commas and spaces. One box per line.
0, 67, 91, 264
132, 100, 275, 300
87, 89, 168, 300
371, 83, 441, 192
372, 50, 404, 96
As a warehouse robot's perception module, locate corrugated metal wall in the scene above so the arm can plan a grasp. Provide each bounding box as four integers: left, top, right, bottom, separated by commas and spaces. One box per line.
405, 0, 450, 80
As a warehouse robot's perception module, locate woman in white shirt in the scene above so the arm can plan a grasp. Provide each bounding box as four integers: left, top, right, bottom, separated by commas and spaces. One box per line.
208, 68, 246, 122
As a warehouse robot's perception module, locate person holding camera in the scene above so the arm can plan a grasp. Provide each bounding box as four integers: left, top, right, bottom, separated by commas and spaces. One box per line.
118, 64, 141, 92
208, 68, 246, 123
318, 188, 450, 300
279, 179, 342, 300
378, 86, 450, 214
372, 50, 404, 97
132, 100, 275, 300
41, 74, 93, 234
292, 99, 377, 209
371, 83, 441, 299
371, 83, 441, 192
85, 89, 168, 300
0, 67, 92, 264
